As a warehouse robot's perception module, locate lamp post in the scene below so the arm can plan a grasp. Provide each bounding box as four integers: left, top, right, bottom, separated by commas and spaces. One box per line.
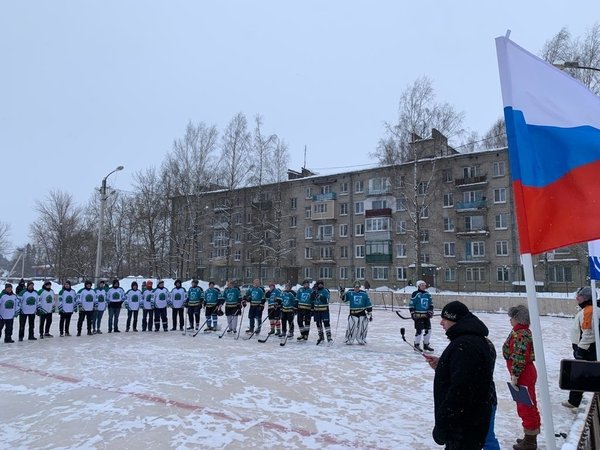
94, 166, 124, 286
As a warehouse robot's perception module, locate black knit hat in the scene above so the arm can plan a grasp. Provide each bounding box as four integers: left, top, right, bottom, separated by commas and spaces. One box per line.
441, 301, 471, 322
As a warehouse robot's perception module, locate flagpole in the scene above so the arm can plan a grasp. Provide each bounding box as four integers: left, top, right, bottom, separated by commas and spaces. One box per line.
522, 253, 556, 450
592, 279, 600, 360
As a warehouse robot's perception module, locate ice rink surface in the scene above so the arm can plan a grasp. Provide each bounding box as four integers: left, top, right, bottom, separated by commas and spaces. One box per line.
0, 304, 585, 449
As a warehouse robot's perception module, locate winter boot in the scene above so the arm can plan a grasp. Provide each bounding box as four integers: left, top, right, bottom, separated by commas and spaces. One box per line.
423, 344, 434, 352
268, 328, 275, 335
513, 430, 538, 450
316, 332, 325, 345
287, 331, 293, 338
275, 329, 281, 336
414, 343, 421, 352
297, 335, 305, 341
255, 328, 261, 335
245, 328, 254, 334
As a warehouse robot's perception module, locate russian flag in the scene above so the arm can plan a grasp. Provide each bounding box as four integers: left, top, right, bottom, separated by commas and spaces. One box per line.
496, 36, 600, 255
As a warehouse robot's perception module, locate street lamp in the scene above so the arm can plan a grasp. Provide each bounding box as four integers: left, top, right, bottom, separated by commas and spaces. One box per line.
94, 166, 124, 286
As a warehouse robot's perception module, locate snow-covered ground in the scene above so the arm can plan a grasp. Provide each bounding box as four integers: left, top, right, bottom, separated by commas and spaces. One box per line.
0, 300, 587, 449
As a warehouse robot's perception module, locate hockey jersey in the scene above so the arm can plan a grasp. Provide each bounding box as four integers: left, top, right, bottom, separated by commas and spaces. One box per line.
124, 289, 142, 311
19, 290, 39, 315
37, 288, 56, 314
153, 287, 169, 308
77, 288, 97, 312
0, 290, 18, 319
170, 287, 187, 308
58, 288, 77, 313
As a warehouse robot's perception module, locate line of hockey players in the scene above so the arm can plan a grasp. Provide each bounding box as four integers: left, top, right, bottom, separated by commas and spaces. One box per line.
0, 278, 374, 345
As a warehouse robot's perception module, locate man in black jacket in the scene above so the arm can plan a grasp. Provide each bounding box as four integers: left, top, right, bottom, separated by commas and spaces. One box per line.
424, 301, 494, 450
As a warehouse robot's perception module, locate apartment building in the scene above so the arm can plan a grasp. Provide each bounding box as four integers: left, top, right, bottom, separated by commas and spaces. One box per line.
170, 131, 587, 292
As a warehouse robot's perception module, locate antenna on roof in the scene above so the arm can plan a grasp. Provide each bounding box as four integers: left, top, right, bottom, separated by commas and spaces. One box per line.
303, 145, 307, 169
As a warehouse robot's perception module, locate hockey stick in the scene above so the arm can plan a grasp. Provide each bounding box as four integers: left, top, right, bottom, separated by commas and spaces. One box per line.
258, 332, 273, 343
245, 314, 270, 341
279, 333, 290, 347
396, 311, 412, 320
234, 305, 246, 340
219, 305, 242, 338
183, 305, 188, 336
330, 301, 344, 346
400, 327, 423, 353
192, 317, 210, 337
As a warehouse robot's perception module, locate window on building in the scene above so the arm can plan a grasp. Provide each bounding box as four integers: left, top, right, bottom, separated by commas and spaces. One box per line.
289, 216, 297, 228
339, 224, 349, 237
318, 225, 334, 240
340, 182, 349, 194
340, 203, 349, 215
463, 190, 484, 202
321, 185, 331, 194
444, 217, 455, 232
245, 267, 252, 278
318, 267, 333, 279
304, 267, 312, 279
305, 187, 312, 199
313, 203, 327, 214
395, 243, 407, 258
354, 202, 364, 214
371, 199, 388, 210
289, 238, 296, 248
355, 180, 364, 193
366, 241, 391, 257
234, 250, 241, 261
396, 196, 408, 211
339, 246, 349, 258
463, 165, 481, 178
396, 220, 407, 234
355, 245, 365, 258
444, 242, 456, 257
246, 213, 252, 224
465, 215, 485, 231
234, 232, 241, 243
466, 267, 486, 282
494, 188, 507, 203
304, 247, 313, 259
355, 267, 365, 280
493, 161, 506, 177
396, 267, 408, 280
320, 247, 334, 259
339, 266, 348, 279
420, 253, 431, 264
549, 266, 573, 282
420, 206, 429, 219
497, 266, 510, 282
234, 213, 242, 225
417, 181, 429, 195
443, 193, 453, 208
290, 197, 297, 210
469, 241, 485, 257
372, 267, 389, 280
419, 229, 429, 243
355, 223, 365, 236
495, 213, 508, 229
496, 240, 509, 256
369, 177, 390, 194
366, 217, 390, 232
305, 226, 313, 239
442, 169, 453, 183
305, 206, 311, 219
445, 267, 457, 282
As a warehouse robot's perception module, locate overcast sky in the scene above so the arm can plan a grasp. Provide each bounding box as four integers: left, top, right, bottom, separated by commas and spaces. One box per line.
1, 1, 598, 252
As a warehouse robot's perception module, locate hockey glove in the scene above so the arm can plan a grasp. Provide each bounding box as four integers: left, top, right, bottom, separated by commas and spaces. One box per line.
426, 310, 434, 318
367, 312, 373, 322
574, 346, 587, 359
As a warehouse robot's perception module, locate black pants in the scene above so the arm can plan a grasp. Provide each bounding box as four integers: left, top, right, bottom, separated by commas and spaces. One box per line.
171, 307, 184, 329
126, 310, 139, 331
77, 311, 94, 334
314, 309, 331, 338
59, 312, 73, 335
569, 343, 597, 406
19, 313, 35, 340
39, 313, 52, 336
187, 305, 201, 327
297, 308, 312, 337
0, 318, 14, 342
154, 307, 168, 331
281, 311, 295, 334
142, 309, 154, 331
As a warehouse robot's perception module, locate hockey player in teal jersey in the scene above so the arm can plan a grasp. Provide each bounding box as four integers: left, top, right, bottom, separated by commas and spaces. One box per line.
409, 280, 434, 352
296, 280, 314, 341
76, 280, 96, 336
94, 280, 108, 334
311, 280, 332, 344
38, 281, 55, 338
0, 283, 18, 343
222, 280, 241, 333
169, 279, 187, 331
265, 282, 283, 336
124, 281, 142, 332
18, 281, 38, 341
342, 281, 373, 345
244, 279, 266, 335
58, 280, 77, 337
186, 280, 203, 330
203, 281, 222, 331
279, 283, 297, 338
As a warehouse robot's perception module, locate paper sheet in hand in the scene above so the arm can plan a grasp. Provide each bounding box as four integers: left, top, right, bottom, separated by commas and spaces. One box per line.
507, 382, 533, 407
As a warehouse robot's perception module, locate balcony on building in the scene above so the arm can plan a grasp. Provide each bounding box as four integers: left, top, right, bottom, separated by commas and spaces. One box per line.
310, 257, 337, 264
367, 186, 392, 196
311, 192, 336, 220
313, 235, 336, 244
455, 227, 490, 237
457, 255, 490, 264
454, 174, 488, 187
365, 240, 392, 264
365, 208, 392, 218
455, 199, 487, 212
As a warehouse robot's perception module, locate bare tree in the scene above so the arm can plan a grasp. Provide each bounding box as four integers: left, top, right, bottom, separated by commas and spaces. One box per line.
30, 190, 82, 281
372, 76, 465, 164
480, 118, 507, 150
0, 221, 10, 257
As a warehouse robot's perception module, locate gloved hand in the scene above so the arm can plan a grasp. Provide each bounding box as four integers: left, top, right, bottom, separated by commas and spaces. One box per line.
427, 310, 434, 318
575, 346, 586, 359
367, 312, 373, 322
510, 374, 519, 389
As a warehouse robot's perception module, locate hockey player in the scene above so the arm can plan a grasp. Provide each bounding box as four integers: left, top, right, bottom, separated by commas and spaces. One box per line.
170, 279, 187, 331
311, 280, 332, 344
265, 282, 283, 336
106, 279, 125, 333
153, 280, 170, 332
0, 283, 18, 343
124, 281, 142, 332
409, 280, 434, 352
76, 280, 96, 336
280, 283, 297, 338
141, 280, 154, 332
94, 280, 108, 334
58, 280, 76, 337
244, 279, 266, 335
186, 279, 203, 330
203, 281, 221, 331
296, 280, 314, 341
342, 280, 373, 345
18, 281, 38, 341
38, 281, 55, 338
222, 280, 241, 333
